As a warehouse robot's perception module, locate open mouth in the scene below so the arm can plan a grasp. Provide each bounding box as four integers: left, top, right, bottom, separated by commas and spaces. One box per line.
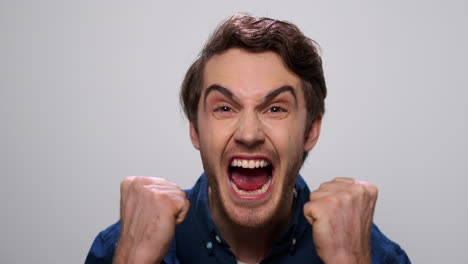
228, 158, 273, 198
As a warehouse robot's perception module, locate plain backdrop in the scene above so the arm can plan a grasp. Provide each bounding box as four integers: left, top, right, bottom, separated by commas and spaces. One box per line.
1, 0, 467, 263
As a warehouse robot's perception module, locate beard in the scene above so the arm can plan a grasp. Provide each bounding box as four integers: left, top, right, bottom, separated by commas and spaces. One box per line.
199, 145, 304, 229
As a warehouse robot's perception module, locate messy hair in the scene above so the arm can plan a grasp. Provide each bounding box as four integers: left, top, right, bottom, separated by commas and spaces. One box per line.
180, 13, 327, 160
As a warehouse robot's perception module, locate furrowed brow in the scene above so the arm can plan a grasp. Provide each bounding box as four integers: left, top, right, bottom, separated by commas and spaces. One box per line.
203, 84, 236, 110
263, 85, 297, 105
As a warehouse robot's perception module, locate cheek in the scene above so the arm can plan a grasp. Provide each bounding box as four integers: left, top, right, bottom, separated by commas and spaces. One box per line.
265, 120, 305, 154
198, 118, 236, 155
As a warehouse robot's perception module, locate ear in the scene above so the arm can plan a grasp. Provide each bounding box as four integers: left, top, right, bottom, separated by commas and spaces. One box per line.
304, 115, 322, 152
189, 122, 200, 150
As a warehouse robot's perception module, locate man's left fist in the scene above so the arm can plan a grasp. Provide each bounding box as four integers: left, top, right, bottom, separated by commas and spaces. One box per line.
303, 177, 378, 264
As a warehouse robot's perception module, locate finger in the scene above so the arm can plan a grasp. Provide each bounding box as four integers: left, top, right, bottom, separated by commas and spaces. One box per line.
145, 185, 186, 199
309, 190, 332, 201
356, 181, 379, 200
318, 180, 352, 192
120, 176, 138, 220
149, 177, 178, 187
121, 176, 138, 200
303, 199, 330, 226
175, 199, 190, 224
303, 201, 316, 225
132, 176, 167, 186
333, 177, 356, 183
159, 192, 189, 224
120, 185, 140, 233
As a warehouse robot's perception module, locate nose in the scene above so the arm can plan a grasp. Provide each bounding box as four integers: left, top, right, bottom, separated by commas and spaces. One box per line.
233, 111, 265, 148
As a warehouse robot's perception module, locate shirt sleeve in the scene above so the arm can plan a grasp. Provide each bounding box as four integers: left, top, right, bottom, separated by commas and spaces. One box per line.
382, 244, 411, 264
85, 222, 120, 264
371, 224, 411, 264
84, 220, 180, 264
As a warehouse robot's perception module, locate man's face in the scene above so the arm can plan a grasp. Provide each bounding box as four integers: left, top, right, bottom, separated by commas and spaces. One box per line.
190, 48, 320, 228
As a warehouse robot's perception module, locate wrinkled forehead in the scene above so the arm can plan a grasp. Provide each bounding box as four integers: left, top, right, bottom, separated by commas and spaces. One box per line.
201, 48, 303, 102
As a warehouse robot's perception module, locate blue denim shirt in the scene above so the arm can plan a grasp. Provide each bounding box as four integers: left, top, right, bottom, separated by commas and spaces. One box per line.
85, 174, 410, 263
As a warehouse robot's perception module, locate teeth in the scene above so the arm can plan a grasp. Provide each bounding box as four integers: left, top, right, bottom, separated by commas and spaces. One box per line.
230, 158, 270, 169
231, 177, 272, 196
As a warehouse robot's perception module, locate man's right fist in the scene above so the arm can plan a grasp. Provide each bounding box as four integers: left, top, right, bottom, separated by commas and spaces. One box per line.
113, 177, 190, 264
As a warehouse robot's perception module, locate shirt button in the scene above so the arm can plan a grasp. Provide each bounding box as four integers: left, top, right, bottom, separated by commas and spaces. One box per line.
292, 238, 296, 246
215, 235, 222, 244
206, 241, 213, 249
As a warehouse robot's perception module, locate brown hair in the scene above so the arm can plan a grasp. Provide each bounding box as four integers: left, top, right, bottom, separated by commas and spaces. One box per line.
180, 14, 327, 158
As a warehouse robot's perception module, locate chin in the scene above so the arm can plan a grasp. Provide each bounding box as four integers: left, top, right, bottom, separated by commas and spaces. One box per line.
226, 202, 276, 228
219, 181, 288, 229
203, 151, 300, 229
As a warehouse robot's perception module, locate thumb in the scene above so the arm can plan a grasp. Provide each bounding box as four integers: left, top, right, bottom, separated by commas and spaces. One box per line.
303, 200, 316, 226
175, 199, 190, 225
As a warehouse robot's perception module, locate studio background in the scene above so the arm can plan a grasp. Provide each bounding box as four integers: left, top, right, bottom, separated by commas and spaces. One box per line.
2, 0, 467, 263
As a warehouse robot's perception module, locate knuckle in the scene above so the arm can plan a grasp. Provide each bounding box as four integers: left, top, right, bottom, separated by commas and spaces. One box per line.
183, 198, 190, 210
351, 182, 364, 193
356, 180, 378, 197
324, 195, 340, 206
121, 176, 136, 192
368, 184, 379, 198
122, 176, 135, 184
309, 190, 323, 200
156, 177, 175, 185
133, 176, 147, 184
319, 181, 331, 190
154, 177, 167, 183
303, 202, 314, 216
341, 191, 354, 203
151, 188, 167, 197
152, 191, 170, 204
131, 179, 143, 191
309, 192, 317, 200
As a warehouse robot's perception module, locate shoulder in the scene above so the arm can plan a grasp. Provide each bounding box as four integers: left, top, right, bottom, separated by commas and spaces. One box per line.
85, 221, 121, 264
371, 224, 411, 263
85, 175, 204, 264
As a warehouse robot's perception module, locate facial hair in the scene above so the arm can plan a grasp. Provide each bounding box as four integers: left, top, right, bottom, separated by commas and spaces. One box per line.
199, 144, 304, 229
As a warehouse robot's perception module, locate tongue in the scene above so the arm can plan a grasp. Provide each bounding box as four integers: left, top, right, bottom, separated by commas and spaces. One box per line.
231, 167, 269, 191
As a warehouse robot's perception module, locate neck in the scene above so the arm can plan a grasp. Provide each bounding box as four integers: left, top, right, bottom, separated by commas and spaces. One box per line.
209, 188, 294, 264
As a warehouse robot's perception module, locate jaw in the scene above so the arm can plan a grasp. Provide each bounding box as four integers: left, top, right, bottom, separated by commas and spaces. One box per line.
207, 156, 300, 231
205, 150, 298, 228
209, 155, 286, 229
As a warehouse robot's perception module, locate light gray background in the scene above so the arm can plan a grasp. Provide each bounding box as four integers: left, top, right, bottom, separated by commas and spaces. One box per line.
1, 0, 467, 263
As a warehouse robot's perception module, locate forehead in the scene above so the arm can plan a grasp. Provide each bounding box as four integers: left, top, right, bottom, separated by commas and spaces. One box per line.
202, 48, 302, 99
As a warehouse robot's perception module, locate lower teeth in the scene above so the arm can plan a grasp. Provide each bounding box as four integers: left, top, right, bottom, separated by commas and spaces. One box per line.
231, 177, 271, 196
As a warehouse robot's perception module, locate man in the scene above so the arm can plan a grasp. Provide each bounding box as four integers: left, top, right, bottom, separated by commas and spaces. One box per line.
86, 14, 410, 264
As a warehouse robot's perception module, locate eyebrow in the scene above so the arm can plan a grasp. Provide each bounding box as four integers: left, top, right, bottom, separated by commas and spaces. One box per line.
263, 85, 297, 104
203, 84, 297, 109
204, 84, 236, 103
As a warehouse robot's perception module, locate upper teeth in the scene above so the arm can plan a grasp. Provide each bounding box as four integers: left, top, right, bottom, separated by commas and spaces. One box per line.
231, 159, 269, 169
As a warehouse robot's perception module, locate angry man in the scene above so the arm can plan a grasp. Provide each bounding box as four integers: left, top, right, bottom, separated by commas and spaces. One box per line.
86, 14, 411, 264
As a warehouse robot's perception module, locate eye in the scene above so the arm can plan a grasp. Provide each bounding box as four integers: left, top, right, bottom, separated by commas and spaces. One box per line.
213, 105, 235, 119
265, 105, 288, 119
214, 106, 232, 112
269, 106, 286, 113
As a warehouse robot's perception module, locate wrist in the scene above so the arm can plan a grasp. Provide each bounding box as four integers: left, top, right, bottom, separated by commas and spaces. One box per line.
113, 240, 163, 264
321, 250, 371, 264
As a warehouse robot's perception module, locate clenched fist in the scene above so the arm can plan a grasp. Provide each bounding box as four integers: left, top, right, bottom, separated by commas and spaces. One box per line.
304, 177, 378, 264
113, 177, 190, 264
